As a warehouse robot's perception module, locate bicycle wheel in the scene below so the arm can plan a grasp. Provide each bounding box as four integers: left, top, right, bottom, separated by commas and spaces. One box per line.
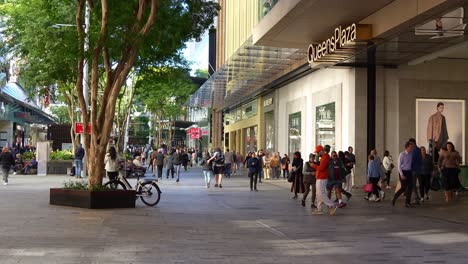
138, 181, 161, 206
104, 180, 127, 190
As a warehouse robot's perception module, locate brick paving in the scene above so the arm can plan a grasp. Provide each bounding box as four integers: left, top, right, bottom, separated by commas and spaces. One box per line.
0, 168, 467, 263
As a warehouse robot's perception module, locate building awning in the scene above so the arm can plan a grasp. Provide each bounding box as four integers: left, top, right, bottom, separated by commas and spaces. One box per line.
0, 82, 56, 125
191, 36, 307, 110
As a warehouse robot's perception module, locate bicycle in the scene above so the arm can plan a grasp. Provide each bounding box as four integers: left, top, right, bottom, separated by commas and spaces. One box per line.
104, 172, 161, 206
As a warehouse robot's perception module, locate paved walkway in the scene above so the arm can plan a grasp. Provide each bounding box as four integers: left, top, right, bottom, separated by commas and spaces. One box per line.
1, 167, 468, 263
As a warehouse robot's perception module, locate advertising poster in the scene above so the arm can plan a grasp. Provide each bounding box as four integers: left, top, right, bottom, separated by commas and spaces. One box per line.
316, 102, 335, 149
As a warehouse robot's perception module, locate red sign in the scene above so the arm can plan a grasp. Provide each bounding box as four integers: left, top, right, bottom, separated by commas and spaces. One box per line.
201, 129, 208, 136
75, 122, 84, 134
75, 122, 92, 134
188, 127, 201, 139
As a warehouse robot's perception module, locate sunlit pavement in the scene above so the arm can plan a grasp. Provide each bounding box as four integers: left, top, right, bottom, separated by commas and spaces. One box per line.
1, 167, 468, 264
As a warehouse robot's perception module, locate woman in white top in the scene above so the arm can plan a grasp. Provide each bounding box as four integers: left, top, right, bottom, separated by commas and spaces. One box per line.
382, 150, 394, 189
104, 146, 120, 181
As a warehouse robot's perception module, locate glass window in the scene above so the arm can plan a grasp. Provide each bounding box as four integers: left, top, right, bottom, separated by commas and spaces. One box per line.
242, 99, 258, 119
264, 111, 275, 154
288, 112, 301, 157
245, 126, 258, 153
316, 102, 335, 150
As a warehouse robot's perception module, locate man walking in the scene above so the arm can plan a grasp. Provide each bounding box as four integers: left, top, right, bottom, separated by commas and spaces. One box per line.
311, 145, 337, 215
74, 144, 85, 178
224, 148, 234, 178
392, 142, 414, 207
155, 148, 164, 180
172, 148, 182, 182
409, 138, 422, 204
247, 152, 260, 191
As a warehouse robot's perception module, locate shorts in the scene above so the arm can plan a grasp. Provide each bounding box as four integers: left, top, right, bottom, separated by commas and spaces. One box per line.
327, 180, 343, 190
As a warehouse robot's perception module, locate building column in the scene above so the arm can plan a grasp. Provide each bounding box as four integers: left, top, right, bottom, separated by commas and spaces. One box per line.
367, 43, 376, 155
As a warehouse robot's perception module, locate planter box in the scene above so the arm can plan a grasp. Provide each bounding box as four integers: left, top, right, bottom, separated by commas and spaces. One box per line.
49, 188, 136, 209
47, 160, 73, 174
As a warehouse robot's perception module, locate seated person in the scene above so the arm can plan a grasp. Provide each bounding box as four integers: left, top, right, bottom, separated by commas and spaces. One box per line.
132, 156, 143, 169
23, 157, 38, 174
13, 153, 23, 175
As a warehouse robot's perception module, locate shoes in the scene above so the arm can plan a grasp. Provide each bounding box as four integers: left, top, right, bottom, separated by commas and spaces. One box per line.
391, 198, 396, 207
301, 200, 305, 207
176, 179, 179, 183
312, 210, 323, 215
364, 196, 369, 201
219, 184, 222, 188
346, 194, 352, 201
426, 195, 430, 200
379, 191, 385, 200
214, 184, 218, 187
334, 198, 339, 203
369, 195, 376, 202
329, 206, 337, 216
374, 198, 381, 202
3, 181, 7, 186
207, 184, 210, 188
311, 204, 317, 209
405, 203, 415, 208
420, 197, 425, 202
292, 195, 298, 199
13, 172, 16, 175
338, 202, 347, 208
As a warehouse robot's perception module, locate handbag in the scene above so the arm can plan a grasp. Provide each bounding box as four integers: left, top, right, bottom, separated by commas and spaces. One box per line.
363, 183, 373, 193
288, 171, 295, 183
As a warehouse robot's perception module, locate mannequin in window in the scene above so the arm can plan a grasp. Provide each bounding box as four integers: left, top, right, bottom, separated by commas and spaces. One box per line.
427, 102, 448, 161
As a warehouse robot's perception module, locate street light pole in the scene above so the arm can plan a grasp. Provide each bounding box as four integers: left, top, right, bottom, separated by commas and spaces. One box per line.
81, 3, 90, 178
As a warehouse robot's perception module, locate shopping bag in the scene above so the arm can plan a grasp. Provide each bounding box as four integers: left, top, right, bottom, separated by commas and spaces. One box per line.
363, 183, 373, 193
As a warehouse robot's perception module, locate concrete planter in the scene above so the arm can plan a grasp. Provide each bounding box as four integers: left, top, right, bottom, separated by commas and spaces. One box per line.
49, 188, 136, 209
47, 160, 73, 175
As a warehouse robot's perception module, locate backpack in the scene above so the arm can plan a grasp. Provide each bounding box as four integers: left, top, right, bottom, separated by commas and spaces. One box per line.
215, 154, 225, 167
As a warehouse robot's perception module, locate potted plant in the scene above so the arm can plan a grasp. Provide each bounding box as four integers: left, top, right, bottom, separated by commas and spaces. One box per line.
47, 150, 74, 174
49, 180, 136, 209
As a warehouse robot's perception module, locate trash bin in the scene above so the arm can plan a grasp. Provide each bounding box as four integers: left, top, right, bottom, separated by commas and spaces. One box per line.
460, 165, 468, 188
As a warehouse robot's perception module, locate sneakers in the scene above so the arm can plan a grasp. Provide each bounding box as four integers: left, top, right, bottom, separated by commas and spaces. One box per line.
379, 191, 385, 200
364, 196, 369, 201
374, 198, 381, 202
329, 206, 338, 216
3, 181, 7, 186
338, 202, 347, 208
312, 210, 323, 215
13, 172, 16, 175
369, 195, 376, 202
214, 184, 218, 187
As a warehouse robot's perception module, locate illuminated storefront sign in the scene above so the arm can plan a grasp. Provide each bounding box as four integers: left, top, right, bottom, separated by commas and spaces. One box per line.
307, 23, 372, 65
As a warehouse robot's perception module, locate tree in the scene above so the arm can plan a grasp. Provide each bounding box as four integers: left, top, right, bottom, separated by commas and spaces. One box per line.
135, 67, 196, 146
194, 68, 209, 78
1, 0, 219, 187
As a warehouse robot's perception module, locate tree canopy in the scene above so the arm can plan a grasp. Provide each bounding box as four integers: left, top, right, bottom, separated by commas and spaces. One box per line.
0, 0, 219, 186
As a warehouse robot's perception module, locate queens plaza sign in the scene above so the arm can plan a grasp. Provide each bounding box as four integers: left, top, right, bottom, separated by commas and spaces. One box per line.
307, 23, 372, 64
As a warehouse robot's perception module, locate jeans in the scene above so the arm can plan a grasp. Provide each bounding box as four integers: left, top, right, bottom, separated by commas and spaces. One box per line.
156, 165, 163, 178
75, 159, 82, 178
166, 167, 174, 178
270, 167, 279, 179
316, 179, 335, 211
385, 170, 392, 186
393, 170, 413, 205
224, 163, 232, 177
342, 173, 352, 193
174, 164, 181, 180
248, 171, 258, 190
237, 163, 242, 174
282, 169, 289, 179
418, 173, 431, 198
2, 168, 9, 183
303, 180, 316, 205
412, 171, 420, 201
203, 170, 212, 185
367, 177, 381, 198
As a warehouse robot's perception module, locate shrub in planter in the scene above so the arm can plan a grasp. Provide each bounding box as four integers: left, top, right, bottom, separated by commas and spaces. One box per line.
22, 151, 35, 161
50, 150, 74, 160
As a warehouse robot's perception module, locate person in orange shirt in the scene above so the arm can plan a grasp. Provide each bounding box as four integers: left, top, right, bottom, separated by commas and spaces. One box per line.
311, 145, 337, 215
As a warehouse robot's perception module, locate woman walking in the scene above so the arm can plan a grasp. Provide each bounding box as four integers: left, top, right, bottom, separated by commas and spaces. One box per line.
281, 154, 290, 179
438, 142, 461, 203
270, 152, 280, 179
104, 146, 119, 181
382, 150, 394, 189
419, 146, 433, 201
367, 154, 384, 201
0, 147, 15, 185
302, 153, 317, 208
208, 147, 224, 188
290, 151, 304, 199
200, 151, 213, 188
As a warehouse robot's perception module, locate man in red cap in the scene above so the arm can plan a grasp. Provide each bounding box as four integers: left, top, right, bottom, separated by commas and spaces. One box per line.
312, 144, 337, 215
